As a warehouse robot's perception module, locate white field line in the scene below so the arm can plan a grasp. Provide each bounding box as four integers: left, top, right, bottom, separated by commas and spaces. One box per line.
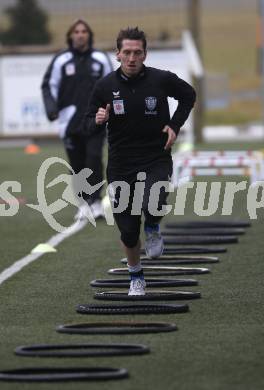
0, 220, 88, 286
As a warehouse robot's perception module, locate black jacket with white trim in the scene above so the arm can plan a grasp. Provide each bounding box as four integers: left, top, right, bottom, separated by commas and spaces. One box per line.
41, 47, 113, 138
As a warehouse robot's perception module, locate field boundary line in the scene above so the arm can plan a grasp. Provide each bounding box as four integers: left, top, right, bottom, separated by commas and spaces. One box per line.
0, 220, 88, 286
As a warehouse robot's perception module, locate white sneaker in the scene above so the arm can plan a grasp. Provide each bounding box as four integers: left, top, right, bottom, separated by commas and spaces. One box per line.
90, 200, 104, 219
128, 278, 146, 296
145, 230, 164, 259
74, 201, 104, 221
74, 203, 91, 221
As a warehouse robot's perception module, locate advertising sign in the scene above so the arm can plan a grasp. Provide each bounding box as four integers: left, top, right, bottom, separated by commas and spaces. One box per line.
0, 54, 57, 136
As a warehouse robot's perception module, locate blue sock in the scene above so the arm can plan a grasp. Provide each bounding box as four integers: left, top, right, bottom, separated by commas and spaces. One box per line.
127, 263, 144, 280
130, 270, 145, 281
144, 223, 159, 233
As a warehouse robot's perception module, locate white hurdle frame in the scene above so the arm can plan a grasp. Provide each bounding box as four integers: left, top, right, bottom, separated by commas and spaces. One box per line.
172, 150, 264, 186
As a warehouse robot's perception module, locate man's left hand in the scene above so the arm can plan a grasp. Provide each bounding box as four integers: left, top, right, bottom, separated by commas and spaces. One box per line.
162, 125, 177, 150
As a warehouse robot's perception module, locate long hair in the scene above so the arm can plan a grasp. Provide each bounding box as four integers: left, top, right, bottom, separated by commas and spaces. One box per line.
66, 19, 94, 48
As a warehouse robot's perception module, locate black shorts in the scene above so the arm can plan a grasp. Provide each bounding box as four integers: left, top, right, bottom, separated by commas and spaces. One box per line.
107, 158, 172, 247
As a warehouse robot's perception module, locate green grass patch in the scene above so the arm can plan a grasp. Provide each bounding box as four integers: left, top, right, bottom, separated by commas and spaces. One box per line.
0, 143, 263, 389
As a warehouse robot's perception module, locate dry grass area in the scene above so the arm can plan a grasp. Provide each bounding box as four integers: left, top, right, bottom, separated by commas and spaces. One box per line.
47, 6, 186, 49
201, 9, 260, 95
206, 99, 262, 125
202, 10, 257, 75
0, 4, 260, 124
201, 6, 261, 125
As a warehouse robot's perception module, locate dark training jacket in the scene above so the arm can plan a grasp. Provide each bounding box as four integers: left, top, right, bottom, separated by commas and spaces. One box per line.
41, 47, 113, 138
84, 66, 196, 175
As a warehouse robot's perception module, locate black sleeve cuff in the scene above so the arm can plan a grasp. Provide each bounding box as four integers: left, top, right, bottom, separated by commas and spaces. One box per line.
168, 121, 181, 136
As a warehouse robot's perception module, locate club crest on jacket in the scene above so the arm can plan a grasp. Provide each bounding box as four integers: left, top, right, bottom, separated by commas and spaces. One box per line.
145, 96, 157, 114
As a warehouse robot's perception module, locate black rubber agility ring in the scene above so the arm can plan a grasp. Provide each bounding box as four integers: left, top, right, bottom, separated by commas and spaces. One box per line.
90, 278, 198, 288
163, 236, 238, 245
139, 258, 218, 265
140, 247, 227, 255
120, 256, 219, 265
108, 267, 210, 276
15, 343, 149, 358
123, 255, 219, 261
56, 321, 178, 335
165, 220, 251, 228
76, 303, 189, 315
0, 367, 128, 382
94, 290, 201, 301
139, 255, 218, 261
161, 227, 245, 236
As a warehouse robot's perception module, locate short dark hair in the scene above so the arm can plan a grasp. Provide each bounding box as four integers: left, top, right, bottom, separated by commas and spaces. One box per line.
66, 19, 94, 48
116, 27, 147, 52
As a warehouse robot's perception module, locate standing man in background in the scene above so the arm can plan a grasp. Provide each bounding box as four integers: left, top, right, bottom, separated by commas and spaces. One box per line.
41, 19, 113, 219
85, 27, 196, 295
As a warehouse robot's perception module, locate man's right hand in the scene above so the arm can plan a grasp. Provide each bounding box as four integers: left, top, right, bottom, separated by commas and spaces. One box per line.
96, 104, 110, 125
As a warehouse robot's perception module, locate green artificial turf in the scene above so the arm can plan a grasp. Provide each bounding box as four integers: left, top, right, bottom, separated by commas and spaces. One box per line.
0, 142, 263, 390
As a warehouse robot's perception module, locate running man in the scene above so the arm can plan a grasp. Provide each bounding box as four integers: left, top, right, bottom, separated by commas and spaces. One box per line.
84, 27, 196, 295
